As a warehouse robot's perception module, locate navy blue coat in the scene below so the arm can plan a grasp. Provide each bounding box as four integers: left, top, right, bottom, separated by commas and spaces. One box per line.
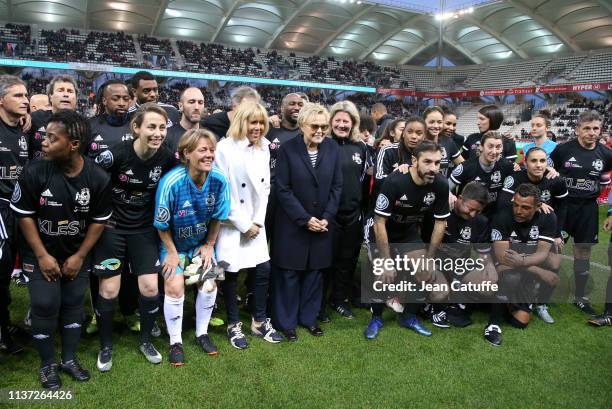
272, 134, 343, 271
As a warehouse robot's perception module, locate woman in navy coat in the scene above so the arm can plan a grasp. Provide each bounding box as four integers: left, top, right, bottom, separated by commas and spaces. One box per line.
272, 103, 343, 340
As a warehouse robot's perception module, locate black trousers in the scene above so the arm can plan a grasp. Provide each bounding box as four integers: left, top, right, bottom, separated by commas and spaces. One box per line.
272, 268, 322, 330
222, 261, 271, 324
323, 219, 362, 308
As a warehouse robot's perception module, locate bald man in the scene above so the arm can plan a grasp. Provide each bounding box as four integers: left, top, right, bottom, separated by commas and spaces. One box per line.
29, 94, 51, 113
165, 87, 205, 153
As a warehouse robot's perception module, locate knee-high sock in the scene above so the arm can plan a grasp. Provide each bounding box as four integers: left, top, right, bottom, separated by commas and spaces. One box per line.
164, 295, 184, 345
139, 294, 159, 344
96, 295, 117, 349
195, 288, 217, 337
574, 259, 590, 299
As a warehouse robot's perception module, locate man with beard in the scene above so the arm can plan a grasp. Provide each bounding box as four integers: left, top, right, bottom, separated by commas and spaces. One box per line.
127, 71, 180, 128
550, 110, 612, 316
165, 87, 205, 153
365, 140, 450, 340
0, 75, 29, 355
28, 75, 78, 159
487, 183, 558, 346
202, 86, 261, 140
87, 80, 133, 160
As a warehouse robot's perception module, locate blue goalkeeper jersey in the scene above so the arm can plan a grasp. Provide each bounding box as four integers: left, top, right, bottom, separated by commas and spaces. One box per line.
154, 164, 230, 252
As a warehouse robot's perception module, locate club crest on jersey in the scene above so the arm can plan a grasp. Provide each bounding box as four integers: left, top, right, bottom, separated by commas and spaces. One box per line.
440, 147, 447, 159
205, 193, 216, 207
452, 164, 463, 177
18, 135, 27, 151
375, 194, 389, 211
592, 159, 603, 172
491, 171, 501, 183
529, 226, 539, 240
460, 226, 471, 240
75, 188, 90, 206
541, 189, 551, 203
352, 153, 362, 165
149, 166, 163, 183
423, 192, 436, 206
503, 176, 514, 189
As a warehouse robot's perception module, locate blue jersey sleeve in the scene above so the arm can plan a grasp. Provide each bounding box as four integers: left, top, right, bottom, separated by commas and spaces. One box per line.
212, 167, 230, 221
154, 167, 179, 231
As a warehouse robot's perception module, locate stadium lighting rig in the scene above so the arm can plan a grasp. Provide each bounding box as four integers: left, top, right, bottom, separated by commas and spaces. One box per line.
434, 6, 474, 20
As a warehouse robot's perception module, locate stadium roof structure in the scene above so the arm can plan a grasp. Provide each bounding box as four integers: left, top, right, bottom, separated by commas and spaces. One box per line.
1, 0, 611, 66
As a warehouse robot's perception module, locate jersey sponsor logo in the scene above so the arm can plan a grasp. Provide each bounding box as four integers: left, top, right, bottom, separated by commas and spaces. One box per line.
95, 150, 114, 168
156, 207, 170, 223
592, 159, 603, 172
39, 219, 83, 236
375, 194, 389, 211
352, 153, 363, 165
503, 176, 514, 189
399, 194, 408, 201
39, 197, 45, 206
90, 142, 99, 151
541, 189, 551, 203
75, 188, 90, 206
96, 258, 121, 271
94, 135, 104, 142
122, 133, 134, 141
423, 192, 436, 206
182, 200, 192, 208
11, 182, 21, 202
41, 189, 53, 197
491, 171, 501, 183
491, 229, 502, 241
565, 178, 596, 193
119, 174, 128, 182
460, 226, 472, 240
126, 169, 134, 175
149, 166, 163, 183
269, 143, 278, 150
1, 165, 23, 181
178, 223, 207, 239
272, 138, 280, 143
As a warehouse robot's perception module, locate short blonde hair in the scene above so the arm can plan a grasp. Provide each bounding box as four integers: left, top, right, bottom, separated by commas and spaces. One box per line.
227, 102, 269, 147
178, 128, 217, 164
329, 100, 361, 143
298, 103, 330, 132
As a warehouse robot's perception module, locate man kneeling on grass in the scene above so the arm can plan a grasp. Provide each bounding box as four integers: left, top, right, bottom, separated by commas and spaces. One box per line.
485, 183, 560, 346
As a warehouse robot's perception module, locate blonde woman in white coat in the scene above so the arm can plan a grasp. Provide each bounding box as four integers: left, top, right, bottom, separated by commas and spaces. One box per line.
215, 101, 283, 349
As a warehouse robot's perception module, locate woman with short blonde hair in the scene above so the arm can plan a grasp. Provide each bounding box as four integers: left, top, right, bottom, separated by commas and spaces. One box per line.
226, 102, 269, 146
329, 100, 361, 143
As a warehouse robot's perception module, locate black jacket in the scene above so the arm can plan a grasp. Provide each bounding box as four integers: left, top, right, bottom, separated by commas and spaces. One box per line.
332, 135, 370, 225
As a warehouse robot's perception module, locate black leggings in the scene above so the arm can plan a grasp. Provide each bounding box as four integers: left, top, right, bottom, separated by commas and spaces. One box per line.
28, 269, 89, 365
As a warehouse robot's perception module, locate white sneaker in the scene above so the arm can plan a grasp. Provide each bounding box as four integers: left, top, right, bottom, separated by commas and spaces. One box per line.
535, 304, 554, 324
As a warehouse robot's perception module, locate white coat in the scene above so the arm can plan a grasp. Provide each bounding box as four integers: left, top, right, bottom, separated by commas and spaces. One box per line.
214, 136, 271, 272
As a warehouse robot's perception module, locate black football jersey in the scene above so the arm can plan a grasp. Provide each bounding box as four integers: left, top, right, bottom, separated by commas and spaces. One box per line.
94, 140, 176, 231
462, 132, 517, 163
266, 126, 299, 184
450, 157, 514, 214
0, 118, 29, 200
491, 207, 556, 255
550, 139, 612, 199
164, 123, 187, 154
375, 171, 450, 242
499, 169, 568, 207
438, 136, 461, 178
10, 157, 112, 260
438, 210, 490, 259
27, 109, 53, 160
86, 116, 133, 159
